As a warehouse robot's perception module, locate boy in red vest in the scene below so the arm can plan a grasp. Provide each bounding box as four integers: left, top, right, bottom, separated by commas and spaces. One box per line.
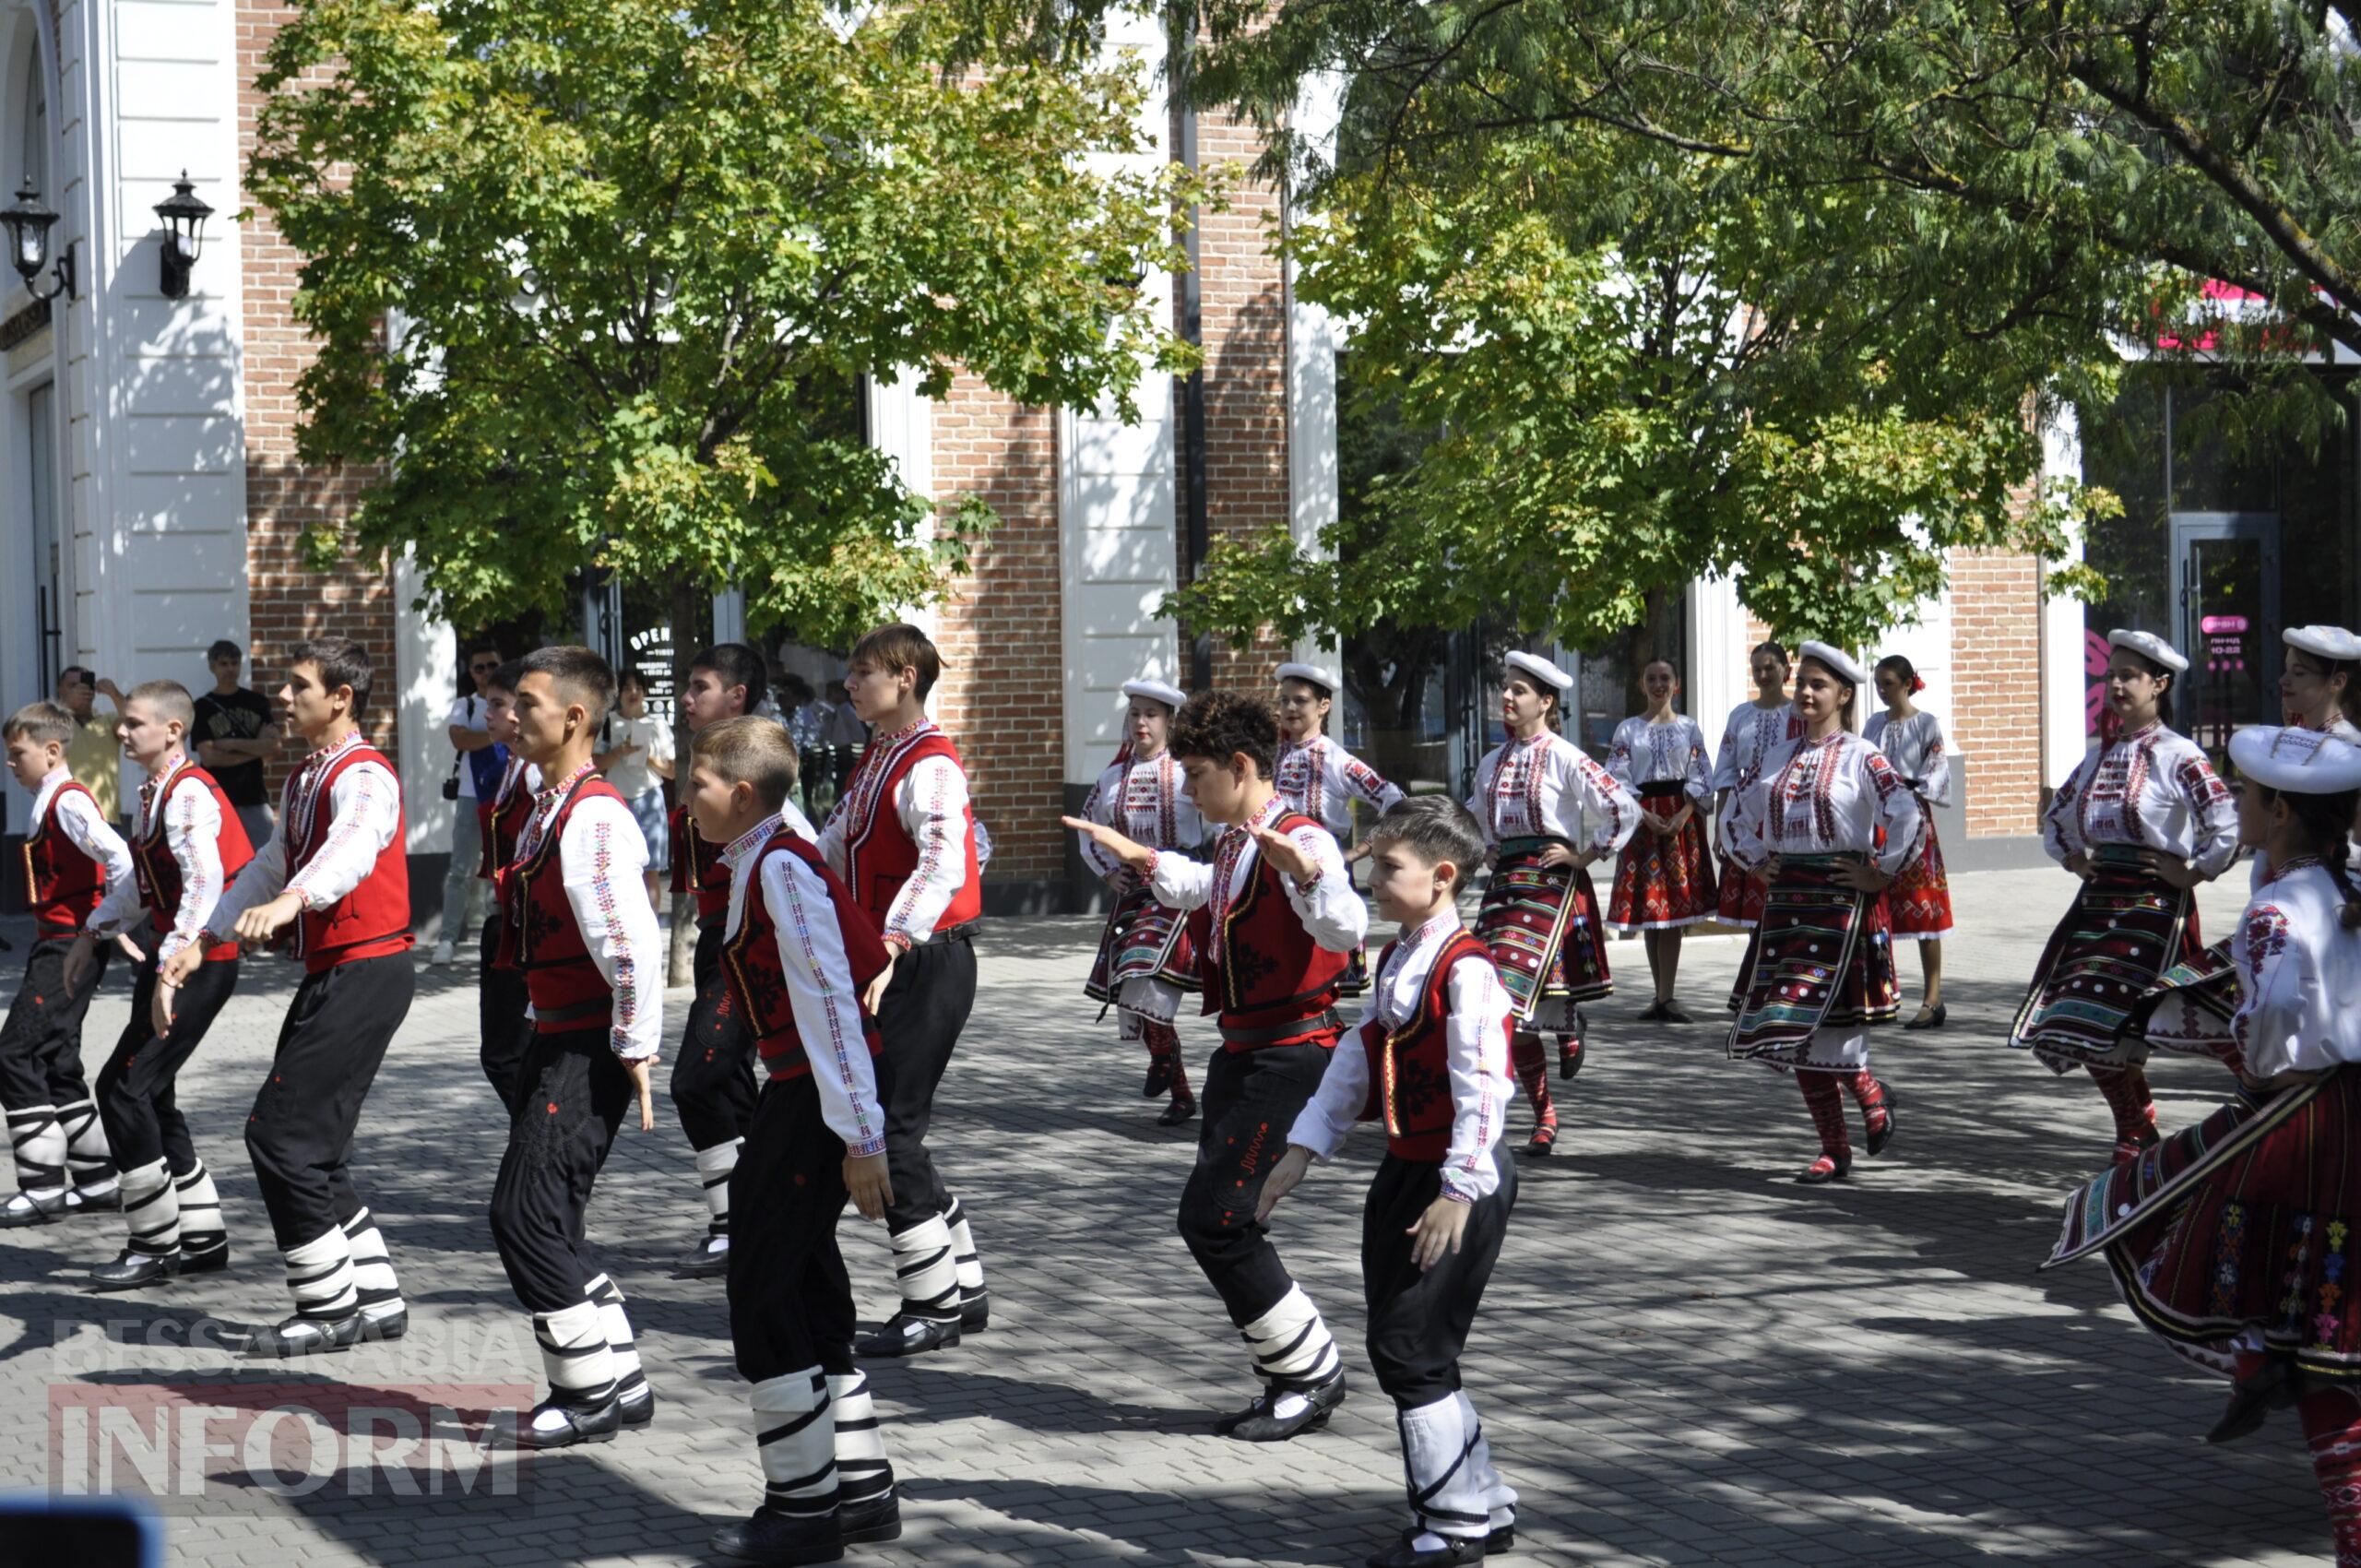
487, 645, 664, 1447
474, 658, 538, 1112
821, 623, 990, 1359
1261, 797, 1520, 1568
670, 643, 787, 1278
65, 680, 252, 1289
1, 700, 133, 1227
686, 717, 903, 1564
1063, 690, 1367, 1440
163, 637, 412, 1356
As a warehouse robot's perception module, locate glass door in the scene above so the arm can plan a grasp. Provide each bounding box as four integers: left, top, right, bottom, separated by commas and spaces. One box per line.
2173, 511, 2281, 758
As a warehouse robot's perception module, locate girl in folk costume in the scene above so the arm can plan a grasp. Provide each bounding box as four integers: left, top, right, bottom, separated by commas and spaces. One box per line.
2012, 630, 2239, 1163
1275, 660, 1406, 997
1466, 652, 1639, 1158
1603, 659, 1718, 1022
1077, 677, 1207, 1126
1867, 656, 1955, 1029
2042, 725, 2361, 1566
2281, 624, 2361, 745
1724, 643, 1919, 1183
1711, 641, 1799, 941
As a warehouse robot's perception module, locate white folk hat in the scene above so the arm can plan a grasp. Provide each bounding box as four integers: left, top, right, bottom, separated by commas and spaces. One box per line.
2107, 627, 2189, 674
1796, 640, 1866, 686
1502, 650, 1573, 692
1120, 678, 1187, 711
1274, 661, 1340, 695
2285, 624, 2361, 664
2231, 724, 2361, 794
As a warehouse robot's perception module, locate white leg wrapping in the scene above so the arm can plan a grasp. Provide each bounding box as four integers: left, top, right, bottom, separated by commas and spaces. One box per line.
283, 1225, 358, 1320
694, 1137, 741, 1227
59, 1098, 117, 1195
1239, 1284, 1341, 1393
1400, 1395, 1491, 1540
341, 1208, 404, 1321
532, 1299, 617, 1408
175, 1162, 225, 1253
827, 1370, 894, 1508
752, 1367, 836, 1520
7, 1103, 65, 1197
1455, 1391, 1518, 1527
585, 1274, 647, 1401
886, 1214, 959, 1318
943, 1196, 984, 1296
119, 1158, 179, 1256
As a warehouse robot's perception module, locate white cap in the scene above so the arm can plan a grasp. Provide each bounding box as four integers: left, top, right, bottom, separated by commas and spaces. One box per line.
1121, 678, 1187, 712
1796, 640, 1866, 686
1502, 650, 1573, 692
2231, 724, 2361, 794
2285, 624, 2361, 664
2107, 627, 2189, 675
1275, 661, 1339, 695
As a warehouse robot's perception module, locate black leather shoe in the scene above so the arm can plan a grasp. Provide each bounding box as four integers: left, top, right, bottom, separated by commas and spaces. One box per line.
1795, 1154, 1853, 1185
1657, 1000, 1692, 1025
2209, 1358, 2306, 1444
89, 1250, 179, 1290
1865, 1082, 1899, 1158
1559, 1028, 1585, 1080
619, 1384, 658, 1429
709, 1506, 844, 1565
839, 1492, 902, 1545
358, 1306, 409, 1342
855, 1312, 961, 1359
1157, 1094, 1197, 1126
678, 1236, 731, 1278
1366, 1527, 1487, 1566
1903, 1003, 1949, 1031
180, 1239, 230, 1274
512, 1396, 621, 1448
70, 1182, 122, 1212
0, 1191, 69, 1228
240, 1313, 362, 1357
958, 1289, 990, 1332
1222, 1374, 1347, 1442
1636, 1000, 1665, 1022
1143, 1056, 1175, 1099
1488, 1526, 1515, 1552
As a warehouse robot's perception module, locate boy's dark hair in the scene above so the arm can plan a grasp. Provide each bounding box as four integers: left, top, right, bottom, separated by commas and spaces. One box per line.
1370, 796, 1487, 888
520, 645, 616, 727
692, 643, 768, 714
290, 637, 374, 718
693, 716, 801, 812
483, 658, 528, 696
3, 699, 75, 746
126, 679, 196, 734
207, 639, 241, 663
1170, 690, 1278, 778
850, 624, 943, 703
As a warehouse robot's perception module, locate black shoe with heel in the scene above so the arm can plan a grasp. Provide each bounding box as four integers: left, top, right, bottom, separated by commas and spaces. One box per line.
1903, 1003, 1948, 1031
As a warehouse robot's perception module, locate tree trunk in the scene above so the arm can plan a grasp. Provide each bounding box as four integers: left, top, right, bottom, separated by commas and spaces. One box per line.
666, 575, 702, 988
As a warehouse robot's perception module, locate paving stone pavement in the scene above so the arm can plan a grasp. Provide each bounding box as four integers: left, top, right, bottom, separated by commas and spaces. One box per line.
0, 867, 2337, 1567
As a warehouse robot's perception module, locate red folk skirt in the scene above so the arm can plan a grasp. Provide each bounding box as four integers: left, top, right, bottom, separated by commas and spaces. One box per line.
1608, 784, 1719, 932
1883, 806, 1953, 940
1714, 844, 1766, 928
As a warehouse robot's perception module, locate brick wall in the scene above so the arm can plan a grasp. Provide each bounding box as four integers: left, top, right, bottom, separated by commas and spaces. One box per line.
1947, 547, 2042, 836
238, 2, 397, 783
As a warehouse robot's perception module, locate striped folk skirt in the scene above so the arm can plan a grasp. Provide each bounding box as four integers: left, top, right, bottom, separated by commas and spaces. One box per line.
1726, 856, 1899, 1072
2010, 844, 2200, 1075
1477, 839, 1612, 1035
1085, 877, 1198, 1027
1609, 784, 1719, 932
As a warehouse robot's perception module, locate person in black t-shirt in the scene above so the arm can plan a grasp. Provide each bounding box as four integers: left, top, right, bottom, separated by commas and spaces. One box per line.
192, 639, 280, 849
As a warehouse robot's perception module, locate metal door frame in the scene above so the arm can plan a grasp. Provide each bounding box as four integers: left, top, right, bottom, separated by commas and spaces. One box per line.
2172, 510, 2281, 737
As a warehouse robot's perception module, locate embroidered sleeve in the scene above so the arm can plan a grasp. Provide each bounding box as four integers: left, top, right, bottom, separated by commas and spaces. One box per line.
2177, 750, 2241, 878
1603, 721, 1638, 791
561, 797, 662, 1060
1864, 749, 1923, 877
1279, 822, 1370, 952
1684, 720, 1714, 804
1916, 717, 1953, 808
85, 802, 148, 940
2231, 903, 2305, 1077
1287, 1021, 1373, 1160
2041, 754, 2090, 863
1723, 769, 1774, 871
883, 755, 970, 944
1570, 749, 1640, 857
1341, 752, 1406, 816
285, 762, 401, 912
1711, 709, 1745, 791
1076, 764, 1121, 881
765, 851, 886, 1157
1438, 953, 1512, 1201
54, 788, 134, 903
154, 780, 227, 966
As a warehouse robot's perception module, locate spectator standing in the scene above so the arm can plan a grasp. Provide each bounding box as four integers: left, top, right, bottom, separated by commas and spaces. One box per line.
596, 667, 674, 909
56, 668, 123, 826
433, 642, 507, 965
192, 639, 282, 849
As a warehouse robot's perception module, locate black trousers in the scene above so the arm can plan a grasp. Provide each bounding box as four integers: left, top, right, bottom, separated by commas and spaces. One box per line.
670, 911, 758, 1153
1179, 1041, 1333, 1325
727, 1063, 895, 1383
0, 934, 110, 1112
875, 933, 977, 1233
1363, 1149, 1517, 1408
477, 914, 533, 1116
245, 952, 413, 1251
98, 952, 239, 1174
490, 1024, 633, 1314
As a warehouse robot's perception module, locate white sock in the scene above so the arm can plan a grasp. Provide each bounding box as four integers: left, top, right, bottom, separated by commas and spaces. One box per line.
1400, 1395, 1490, 1540
283, 1225, 358, 1320
944, 1197, 984, 1296
175, 1162, 225, 1252
58, 1098, 116, 1194
1239, 1285, 1341, 1393
119, 1158, 179, 1255
7, 1104, 65, 1197
886, 1214, 959, 1318
1455, 1391, 1517, 1525
827, 1370, 894, 1510
585, 1274, 647, 1402
532, 1299, 616, 1408
753, 1367, 836, 1519
341, 1208, 405, 1319
694, 1137, 741, 1231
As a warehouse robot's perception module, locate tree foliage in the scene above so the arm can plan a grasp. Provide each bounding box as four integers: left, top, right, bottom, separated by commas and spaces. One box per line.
249, 0, 1207, 645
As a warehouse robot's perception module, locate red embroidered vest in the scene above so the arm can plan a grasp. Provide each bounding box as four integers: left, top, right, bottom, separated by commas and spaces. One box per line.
23, 778, 107, 934
1357, 930, 1501, 1162
285, 741, 411, 971
831, 726, 981, 935
722, 826, 888, 1080
1191, 810, 1351, 1051
669, 801, 731, 921
132, 764, 253, 963
498, 774, 630, 1031
477, 761, 535, 883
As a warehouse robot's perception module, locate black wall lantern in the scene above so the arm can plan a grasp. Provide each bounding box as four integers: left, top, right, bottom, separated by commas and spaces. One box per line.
153, 171, 212, 299
0, 178, 73, 303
